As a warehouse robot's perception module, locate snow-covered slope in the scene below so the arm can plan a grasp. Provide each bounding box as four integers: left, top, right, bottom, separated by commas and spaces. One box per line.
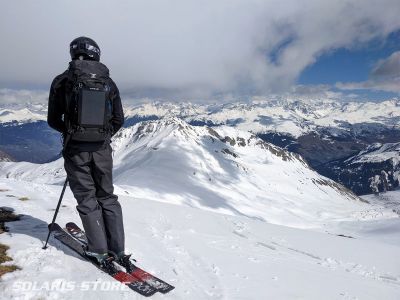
1, 118, 390, 229
1, 118, 399, 299
362, 189, 400, 215
0, 178, 399, 300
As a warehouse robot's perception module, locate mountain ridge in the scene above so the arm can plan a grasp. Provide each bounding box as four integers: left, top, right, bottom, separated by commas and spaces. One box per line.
1, 99, 399, 195
1, 117, 390, 229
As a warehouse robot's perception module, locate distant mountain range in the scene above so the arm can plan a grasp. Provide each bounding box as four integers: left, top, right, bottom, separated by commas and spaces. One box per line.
1, 98, 399, 195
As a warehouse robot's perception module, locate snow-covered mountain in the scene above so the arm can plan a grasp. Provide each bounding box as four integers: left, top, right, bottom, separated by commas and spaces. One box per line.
120, 98, 400, 137
0, 102, 59, 163
1, 98, 400, 195
0, 117, 399, 299
0, 120, 60, 163
121, 100, 400, 195
337, 143, 400, 193
321, 142, 400, 195
1, 117, 387, 228
0, 103, 47, 125
2, 99, 400, 136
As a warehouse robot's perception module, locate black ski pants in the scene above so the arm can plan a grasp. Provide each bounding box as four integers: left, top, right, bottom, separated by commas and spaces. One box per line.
63, 144, 125, 255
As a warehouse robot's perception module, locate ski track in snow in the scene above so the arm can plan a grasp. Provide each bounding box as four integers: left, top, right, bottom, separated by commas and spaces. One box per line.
0, 180, 400, 299
227, 216, 400, 290
148, 215, 224, 299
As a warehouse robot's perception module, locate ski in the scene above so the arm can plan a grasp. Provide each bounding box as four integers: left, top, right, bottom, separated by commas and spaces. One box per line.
49, 223, 158, 297
66, 222, 175, 294
65, 221, 88, 244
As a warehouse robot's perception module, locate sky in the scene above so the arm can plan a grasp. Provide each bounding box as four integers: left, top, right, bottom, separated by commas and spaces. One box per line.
0, 0, 400, 104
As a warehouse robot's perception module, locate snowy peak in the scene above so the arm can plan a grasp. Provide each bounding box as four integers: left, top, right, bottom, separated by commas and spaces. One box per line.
347, 142, 400, 165
112, 116, 200, 153
0, 103, 47, 124
122, 98, 400, 137
3, 99, 400, 137
113, 116, 303, 167
1, 117, 390, 228
106, 118, 375, 227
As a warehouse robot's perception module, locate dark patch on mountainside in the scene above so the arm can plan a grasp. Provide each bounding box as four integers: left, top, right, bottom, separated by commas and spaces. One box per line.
124, 115, 159, 127
319, 157, 399, 195
257, 126, 400, 195
0, 121, 61, 163
316, 143, 400, 195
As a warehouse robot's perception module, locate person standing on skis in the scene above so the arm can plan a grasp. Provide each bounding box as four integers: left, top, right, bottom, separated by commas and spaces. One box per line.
47, 36, 135, 273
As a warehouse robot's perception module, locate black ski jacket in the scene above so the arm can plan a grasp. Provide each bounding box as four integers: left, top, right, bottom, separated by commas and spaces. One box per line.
47, 60, 124, 153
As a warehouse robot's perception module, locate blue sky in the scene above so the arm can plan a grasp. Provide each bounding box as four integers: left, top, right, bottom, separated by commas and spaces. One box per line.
299, 30, 400, 100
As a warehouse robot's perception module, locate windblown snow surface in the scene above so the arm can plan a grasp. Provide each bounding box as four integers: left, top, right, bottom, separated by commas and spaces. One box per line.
0, 118, 399, 300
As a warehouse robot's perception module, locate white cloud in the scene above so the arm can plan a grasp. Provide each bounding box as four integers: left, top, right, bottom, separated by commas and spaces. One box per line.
1, 0, 400, 99
336, 51, 400, 93
371, 51, 400, 78
0, 89, 48, 105
336, 78, 400, 93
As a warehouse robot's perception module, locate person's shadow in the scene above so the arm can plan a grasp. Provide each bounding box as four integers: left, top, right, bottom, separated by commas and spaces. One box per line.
3, 208, 86, 262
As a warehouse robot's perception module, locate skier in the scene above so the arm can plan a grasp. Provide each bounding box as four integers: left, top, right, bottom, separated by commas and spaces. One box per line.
47, 36, 135, 273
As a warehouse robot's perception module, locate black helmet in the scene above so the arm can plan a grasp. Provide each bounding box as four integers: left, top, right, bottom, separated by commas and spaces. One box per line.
69, 36, 101, 61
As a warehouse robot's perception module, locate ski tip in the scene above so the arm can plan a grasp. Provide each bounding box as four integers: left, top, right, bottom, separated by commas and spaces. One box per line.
65, 222, 80, 230
158, 284, 175, 294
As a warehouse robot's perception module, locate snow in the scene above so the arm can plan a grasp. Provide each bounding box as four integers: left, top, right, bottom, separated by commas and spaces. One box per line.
1, 118, 390, 228
0, 119, 399, 299
361, 189, 400, 216
122, 98, 400, 137
2, 98, 400, 138
0, 179, 399, 300
348, 143, 400, 165
0, 105, 47, 125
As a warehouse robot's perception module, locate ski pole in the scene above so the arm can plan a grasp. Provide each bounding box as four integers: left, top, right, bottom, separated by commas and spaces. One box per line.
43, 178, 68, 250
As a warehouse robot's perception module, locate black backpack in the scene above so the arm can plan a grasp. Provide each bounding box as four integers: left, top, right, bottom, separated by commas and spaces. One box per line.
64, 60, 113, 142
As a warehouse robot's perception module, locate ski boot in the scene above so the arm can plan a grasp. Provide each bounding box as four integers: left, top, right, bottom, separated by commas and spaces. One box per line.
116, 253, 137, 273
85, 251, 120, 275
